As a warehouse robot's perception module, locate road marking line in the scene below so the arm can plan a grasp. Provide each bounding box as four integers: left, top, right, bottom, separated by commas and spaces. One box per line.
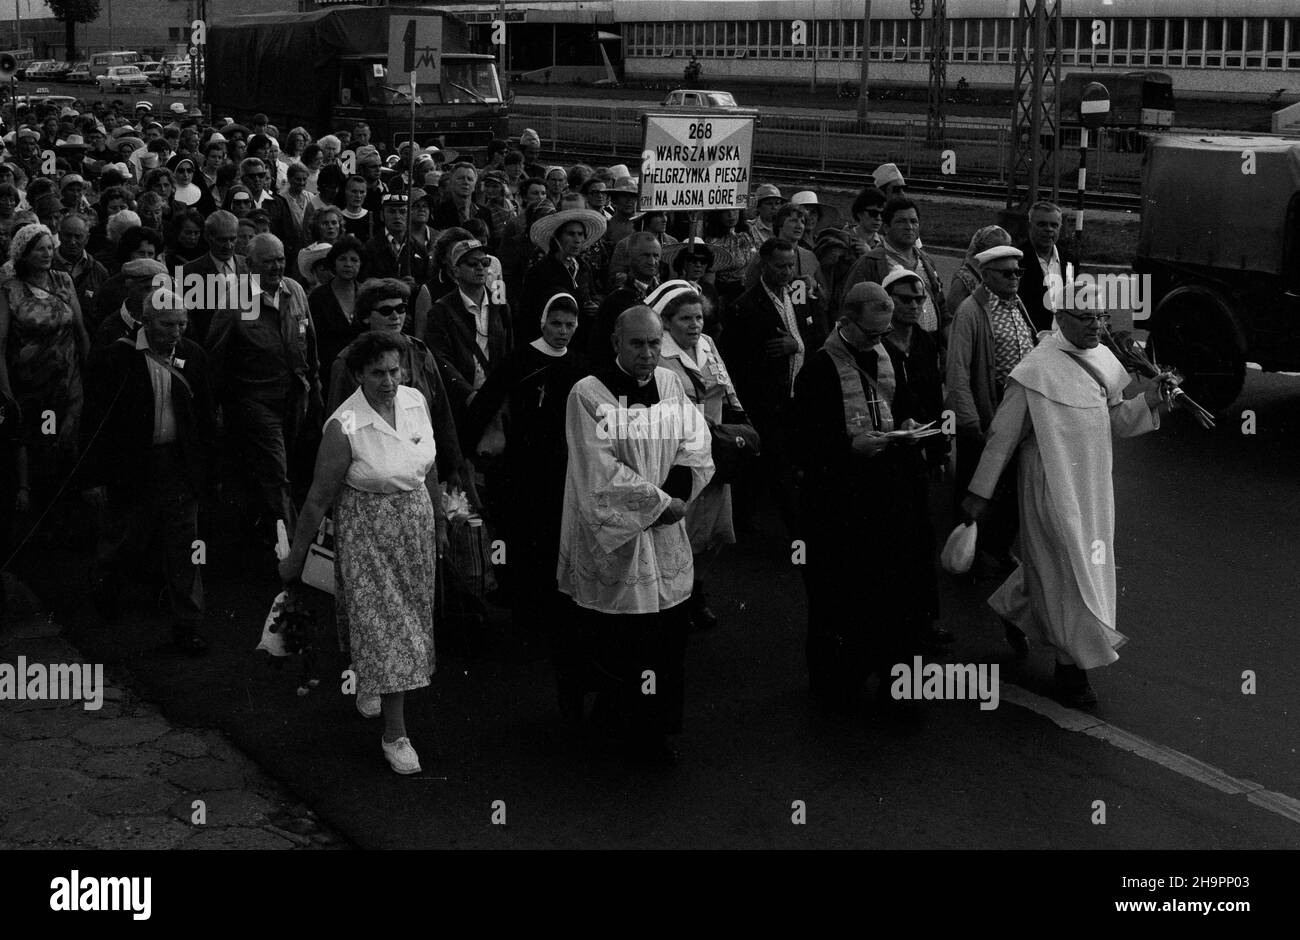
999, 684, 1300, 825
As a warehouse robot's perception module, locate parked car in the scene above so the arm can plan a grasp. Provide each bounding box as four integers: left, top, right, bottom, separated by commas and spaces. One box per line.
170, 62, 202, 89
96, 65, 151, 92
661, 88, 741, 109
66, 61, 91, 84
12, 94, 80, 112
139, 61, 164, 85
24, 60, 59, 82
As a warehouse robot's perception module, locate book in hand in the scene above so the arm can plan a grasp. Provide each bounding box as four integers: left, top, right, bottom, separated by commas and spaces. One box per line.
883, 421, 942, 441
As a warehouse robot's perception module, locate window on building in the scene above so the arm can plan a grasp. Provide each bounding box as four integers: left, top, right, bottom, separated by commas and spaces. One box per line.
1149, 19, 1164, 50
1246, 17, 1265, 67
1112, 19, 1128, 50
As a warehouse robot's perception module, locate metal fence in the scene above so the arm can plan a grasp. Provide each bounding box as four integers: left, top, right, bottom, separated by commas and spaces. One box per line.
509, 103, 1144, 192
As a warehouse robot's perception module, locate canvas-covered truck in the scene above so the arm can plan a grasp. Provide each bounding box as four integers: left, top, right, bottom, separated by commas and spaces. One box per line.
205, 5, 507, 159
1135, 134, 1300, 410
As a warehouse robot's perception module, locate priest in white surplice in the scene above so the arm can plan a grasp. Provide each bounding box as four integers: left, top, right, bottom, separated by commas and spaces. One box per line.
557, 306, 714, 764
962, 306, 1166, 708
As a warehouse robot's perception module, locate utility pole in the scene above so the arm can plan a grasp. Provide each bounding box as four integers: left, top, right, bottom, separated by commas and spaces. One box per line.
1006, 0, 1061, 209
809, 0, 816, 94
856, 0, 870, 119
926, 0, 947, 144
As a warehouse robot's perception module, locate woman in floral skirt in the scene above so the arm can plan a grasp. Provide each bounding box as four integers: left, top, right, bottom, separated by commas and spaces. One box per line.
280, 330, 449, 775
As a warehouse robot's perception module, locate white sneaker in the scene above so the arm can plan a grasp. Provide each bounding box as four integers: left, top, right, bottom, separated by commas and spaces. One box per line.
356, 693, 382, 718
381, 736, 422, 775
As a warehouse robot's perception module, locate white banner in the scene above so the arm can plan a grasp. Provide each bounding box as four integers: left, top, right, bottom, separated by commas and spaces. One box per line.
640, 114, 755, 212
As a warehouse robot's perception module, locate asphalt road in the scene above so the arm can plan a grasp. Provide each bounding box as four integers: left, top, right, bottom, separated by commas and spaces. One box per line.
17, 281, 1299, 848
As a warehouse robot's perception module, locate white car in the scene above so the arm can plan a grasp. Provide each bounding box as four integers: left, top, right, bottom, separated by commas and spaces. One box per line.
661, 89, 741, 109
97, 65, 150, 91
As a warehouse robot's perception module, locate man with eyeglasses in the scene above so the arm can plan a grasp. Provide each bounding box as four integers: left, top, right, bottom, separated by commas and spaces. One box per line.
427, 238, 513, 430
240, 157, 296, 263
962, 283, 1165, 709
794, 281, 942, 714
946, 245, 1039, 589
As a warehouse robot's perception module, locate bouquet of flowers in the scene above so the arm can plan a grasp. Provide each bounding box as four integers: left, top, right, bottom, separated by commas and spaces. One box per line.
256, 589, 322, 697
1103, 328, 1216, 429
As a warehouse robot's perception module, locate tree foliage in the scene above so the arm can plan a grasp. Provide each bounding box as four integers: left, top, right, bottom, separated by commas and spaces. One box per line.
49, 0, 103, 25
48, 0, 103, 62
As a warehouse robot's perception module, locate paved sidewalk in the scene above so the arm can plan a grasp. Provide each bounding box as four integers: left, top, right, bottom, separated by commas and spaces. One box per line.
0, 574, 347, 850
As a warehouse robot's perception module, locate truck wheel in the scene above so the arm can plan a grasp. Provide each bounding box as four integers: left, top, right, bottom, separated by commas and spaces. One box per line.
1147, 297, 1246, 413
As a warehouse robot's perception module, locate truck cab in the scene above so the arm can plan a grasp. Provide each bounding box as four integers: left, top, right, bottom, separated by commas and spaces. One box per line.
334, 53, 507, 158
1135, 134, 1300, 410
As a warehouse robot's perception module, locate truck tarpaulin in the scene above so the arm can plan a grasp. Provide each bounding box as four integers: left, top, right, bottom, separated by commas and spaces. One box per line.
205, 6, 468, 126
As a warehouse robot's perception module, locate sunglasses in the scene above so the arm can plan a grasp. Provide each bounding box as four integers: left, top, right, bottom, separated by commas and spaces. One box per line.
373, 303, 408, 314
232, 198, 252, 205
458, 257, 491, 268
893, 293, 926, 304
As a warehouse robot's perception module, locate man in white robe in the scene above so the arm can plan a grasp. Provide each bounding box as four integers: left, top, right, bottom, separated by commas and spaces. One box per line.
557, 306, 714, 762
962, 307, 1166, 707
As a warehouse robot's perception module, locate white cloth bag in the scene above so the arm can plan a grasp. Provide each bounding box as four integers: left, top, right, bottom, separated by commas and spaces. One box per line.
940, 521, 978, 574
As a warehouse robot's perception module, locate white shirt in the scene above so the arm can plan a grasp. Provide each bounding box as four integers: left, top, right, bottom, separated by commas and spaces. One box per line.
460, 288, 490, 388
1038, 244, 1062, 312
332, 385, 436, 494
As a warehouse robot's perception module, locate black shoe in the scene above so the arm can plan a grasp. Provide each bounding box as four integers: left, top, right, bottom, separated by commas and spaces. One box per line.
689, 601, 718, 632
688, 579, 718, 632
90, 577, 121, 623
1003, 620, 1030, 659
173, 628, 209, 656
1053, 662, 1097, 708
920, 625, 955, 645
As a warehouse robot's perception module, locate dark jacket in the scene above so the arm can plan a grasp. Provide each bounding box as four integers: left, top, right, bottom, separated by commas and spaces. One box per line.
1016, 239, 1079, 333
53, 251, 110, 333
426, 287, 513, 420
307, 282, 358, 378
589, 280, 656, 363
843, 241, 949, 330
204, 276, 319, 410
720, 279, 826, 421
80, 336, 218, 497
181, 252, 250, 344
432, 200, 496, 246
361, 232, 429, 283
519, 254, 598, 343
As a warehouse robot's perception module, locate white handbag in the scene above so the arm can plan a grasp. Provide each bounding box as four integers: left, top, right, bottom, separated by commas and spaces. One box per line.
940, 521, 978, 575
300, 517, 336, 595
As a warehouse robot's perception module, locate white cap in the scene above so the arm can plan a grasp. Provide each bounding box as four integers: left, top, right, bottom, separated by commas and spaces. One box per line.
873, 163, 905, 189
974, 245, 1024, 267
881, 268, 924, 292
